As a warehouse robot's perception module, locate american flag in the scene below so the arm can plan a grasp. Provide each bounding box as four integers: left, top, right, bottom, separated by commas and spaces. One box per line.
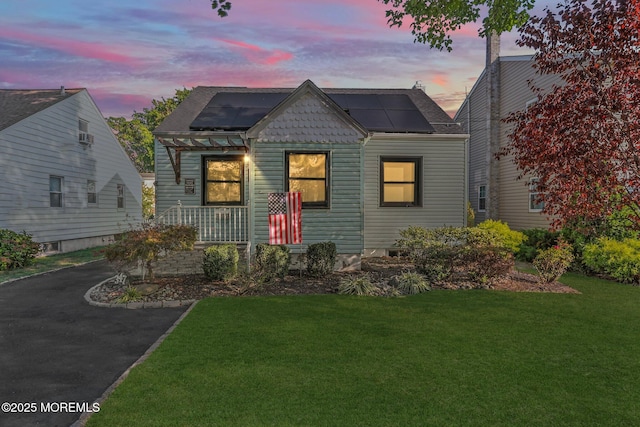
268, 192, 302, 245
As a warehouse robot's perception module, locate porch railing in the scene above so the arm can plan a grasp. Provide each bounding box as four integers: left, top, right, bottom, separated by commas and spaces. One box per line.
156, 202, 249, 243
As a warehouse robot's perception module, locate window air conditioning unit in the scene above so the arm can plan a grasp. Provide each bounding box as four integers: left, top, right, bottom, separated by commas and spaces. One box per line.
79, 132, 94, 145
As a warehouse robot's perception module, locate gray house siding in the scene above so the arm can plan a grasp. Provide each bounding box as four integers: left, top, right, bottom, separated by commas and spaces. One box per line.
251, 141, 363, 256
364, 135, 468, 255
455, 56, 563, 231
154, 146, 249, 215
153, 81, 467, 270
457, 71, 490, 224
0, 90, 142, 252
251, 92, 365, 259
498, 59, 563, 230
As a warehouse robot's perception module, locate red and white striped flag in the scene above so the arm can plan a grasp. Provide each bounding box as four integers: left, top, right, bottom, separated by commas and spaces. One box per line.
268, 192, 302, 245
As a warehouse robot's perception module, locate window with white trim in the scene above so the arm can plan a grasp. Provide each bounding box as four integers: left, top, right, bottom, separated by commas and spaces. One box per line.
117, 184, 125, 209
478, 185, 486, 212
50, 176, 63, 207
87, 180, 97, 204
529, 178, 544, 212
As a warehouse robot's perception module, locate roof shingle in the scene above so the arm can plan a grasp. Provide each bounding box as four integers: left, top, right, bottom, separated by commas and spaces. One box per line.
0, 88, 84, 131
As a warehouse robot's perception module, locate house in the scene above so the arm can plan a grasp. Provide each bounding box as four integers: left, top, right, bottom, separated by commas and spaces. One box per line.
154, 80, 468, 269
454, 54, 563, 230
0, 88, 143, 253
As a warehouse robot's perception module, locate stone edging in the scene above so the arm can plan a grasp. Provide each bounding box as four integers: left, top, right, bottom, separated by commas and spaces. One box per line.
84, 276, 196, 309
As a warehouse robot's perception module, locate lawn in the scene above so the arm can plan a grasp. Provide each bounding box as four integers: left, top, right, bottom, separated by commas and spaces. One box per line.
0, 247, 105, 284
87, 273, 640, 426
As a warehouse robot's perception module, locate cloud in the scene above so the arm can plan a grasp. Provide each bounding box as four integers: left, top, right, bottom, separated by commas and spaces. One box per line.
215, 39, 294, 65
0, 27, 141, 66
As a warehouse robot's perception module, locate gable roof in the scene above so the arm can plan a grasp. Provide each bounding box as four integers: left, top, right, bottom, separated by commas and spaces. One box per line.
246, 79, 369, 139
0, 88, 84, 131
155, 80, 464, 136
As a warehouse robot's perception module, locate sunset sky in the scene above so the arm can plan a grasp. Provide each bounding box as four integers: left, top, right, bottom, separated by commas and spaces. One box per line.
0, 0, 553, 119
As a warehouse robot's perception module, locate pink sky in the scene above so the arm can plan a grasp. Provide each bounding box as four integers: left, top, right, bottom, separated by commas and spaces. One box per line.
0, 0, 548, 118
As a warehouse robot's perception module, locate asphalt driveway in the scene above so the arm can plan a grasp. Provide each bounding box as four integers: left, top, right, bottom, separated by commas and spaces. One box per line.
0, 260, 190, 427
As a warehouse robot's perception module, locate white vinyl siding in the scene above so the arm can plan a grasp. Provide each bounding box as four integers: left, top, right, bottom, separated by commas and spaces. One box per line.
0, 90, 142, 248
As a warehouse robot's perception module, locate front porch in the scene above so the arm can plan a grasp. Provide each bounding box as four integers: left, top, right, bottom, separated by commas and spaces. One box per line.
156, 203, 249, 243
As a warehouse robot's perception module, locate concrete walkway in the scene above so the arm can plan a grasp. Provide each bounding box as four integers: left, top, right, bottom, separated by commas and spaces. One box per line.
0, 260, 190, 427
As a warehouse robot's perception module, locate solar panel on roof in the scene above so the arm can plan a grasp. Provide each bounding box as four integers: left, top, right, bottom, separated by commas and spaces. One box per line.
190, 92, 288, 130
190, 91, 435, 133
328, 93, 435, 133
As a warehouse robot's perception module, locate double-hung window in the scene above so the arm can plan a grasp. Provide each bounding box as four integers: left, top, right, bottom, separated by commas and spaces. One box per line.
87, 180, 97, 204
117, 184, 125, 208
286, 152, 329, 208
529, 178, 544, 212
478, 185, 487, 212
50, 176, 63, 207
380, 157, 422, 207
204, 156, 244, 205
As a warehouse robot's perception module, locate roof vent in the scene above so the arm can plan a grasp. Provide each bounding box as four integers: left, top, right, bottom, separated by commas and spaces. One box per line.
412, 81, 425, 91
60, 86, 66, 96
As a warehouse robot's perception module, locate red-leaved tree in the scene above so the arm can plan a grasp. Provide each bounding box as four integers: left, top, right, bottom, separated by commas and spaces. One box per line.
500, 0, 640, 233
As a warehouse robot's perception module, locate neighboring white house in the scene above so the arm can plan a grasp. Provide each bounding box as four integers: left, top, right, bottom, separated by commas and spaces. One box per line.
153, 80, 468, 268
455, 55, 564, 230
0, 88, 143, 253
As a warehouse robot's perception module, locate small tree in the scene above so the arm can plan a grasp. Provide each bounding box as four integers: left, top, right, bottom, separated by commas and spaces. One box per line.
104, 223, 197, 281
500, 0, 640, 231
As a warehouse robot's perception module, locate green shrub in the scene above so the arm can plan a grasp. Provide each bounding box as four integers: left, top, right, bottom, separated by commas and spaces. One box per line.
517, 228, 560, 262
476, 219, 526, 253
338, 275, 376, 296
203, 244, 239, 281
583, 237, 640, 284
104, 223, 197, 280
255, 243, 290, 281
412, 242, 457, 282
392, 272, 431, 294
0, 229, 41, 271
395, 226, 515, 286
116, 286, 143, 304
462, 245, 514, 286
306, 242, 337, 277
467, 202, 476, 227
533, 240, 575, 283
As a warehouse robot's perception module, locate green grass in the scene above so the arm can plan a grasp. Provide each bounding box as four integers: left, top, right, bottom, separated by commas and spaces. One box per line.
87, 273, 640, 426
0, 247, 105, 283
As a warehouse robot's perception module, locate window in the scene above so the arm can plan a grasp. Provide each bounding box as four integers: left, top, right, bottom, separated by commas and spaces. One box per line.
79, 119, 89, 133
204, 156, 244, 205
50, 176, 63, 207
380, 157, 422, 207
529, 178, 544, 212
117, 184, 125, 209
87, 180, 97, 204
286, 152, 328, 208
478, 185, 487, 212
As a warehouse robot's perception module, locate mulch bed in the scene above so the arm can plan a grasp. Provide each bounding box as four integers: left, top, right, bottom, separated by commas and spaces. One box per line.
90, 256, 579, 304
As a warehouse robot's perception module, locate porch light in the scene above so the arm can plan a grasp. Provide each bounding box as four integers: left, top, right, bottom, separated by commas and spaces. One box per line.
244, 154, 250, 163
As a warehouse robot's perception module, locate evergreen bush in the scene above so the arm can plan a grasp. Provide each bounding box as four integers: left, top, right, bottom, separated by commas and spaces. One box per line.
203, 244, 239, 281
517, 228, 560, 262
255, 243, 290, 281
306, 242, 337, 277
